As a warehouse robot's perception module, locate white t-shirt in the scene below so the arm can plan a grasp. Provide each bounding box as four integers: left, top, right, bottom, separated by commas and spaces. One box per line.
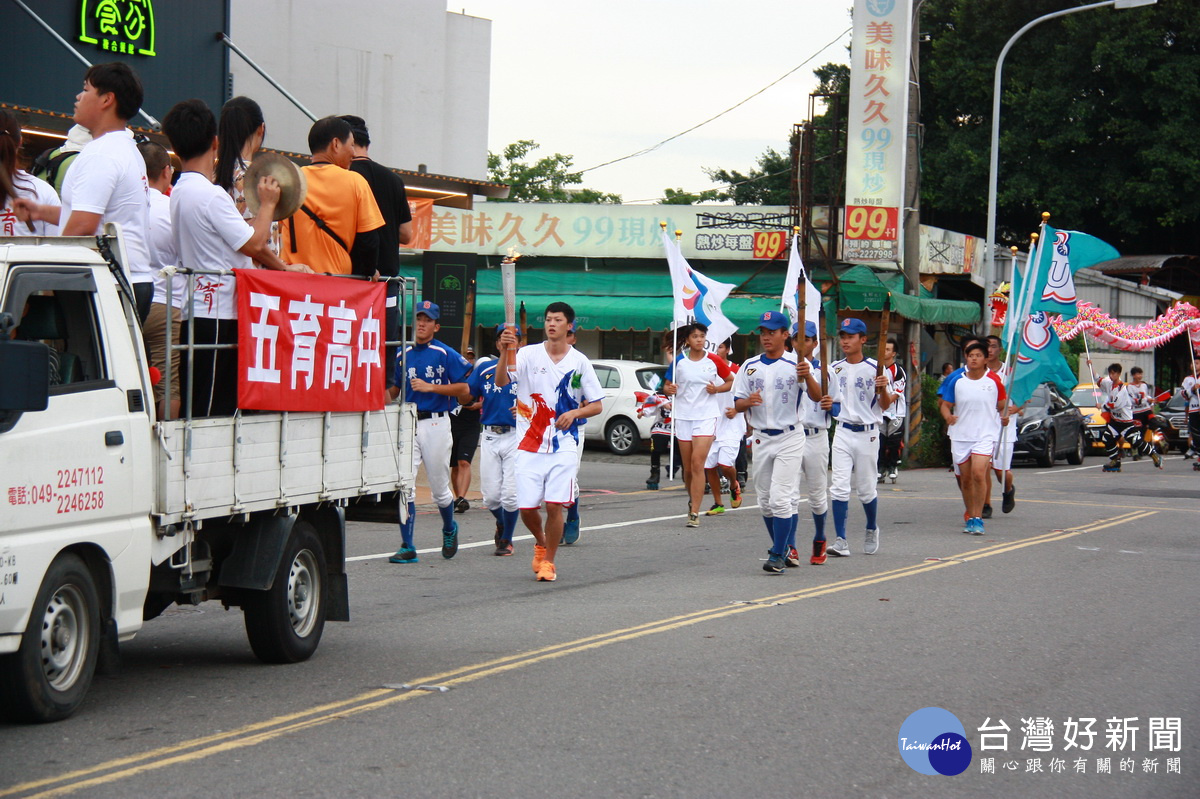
882, 362, 907, 420
732, 353, 804, 431
829, 357, 890, 426
147, 188, 184, 309
1, 171, 60, 236
59, 129, 153, 284
1099, 376, 1134, 422
942, 370, 1006, 442
666, 351, 734, 421
1127, 381, 1153, 414
1182, 375, 1199, 413
801, 361, 831, 430
169, 172, 254, 321
511, 343, 603, 455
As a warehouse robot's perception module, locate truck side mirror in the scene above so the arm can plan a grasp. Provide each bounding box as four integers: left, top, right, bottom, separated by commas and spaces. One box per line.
0, 339, 50, 411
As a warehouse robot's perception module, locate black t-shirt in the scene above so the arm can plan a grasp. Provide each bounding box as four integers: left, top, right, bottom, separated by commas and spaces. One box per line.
349, 158, 412, 277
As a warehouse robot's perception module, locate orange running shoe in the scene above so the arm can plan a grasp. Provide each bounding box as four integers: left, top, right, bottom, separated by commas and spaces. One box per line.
811, 540, 827, 565
532, 544, 547, 574
536, 561, 557, 582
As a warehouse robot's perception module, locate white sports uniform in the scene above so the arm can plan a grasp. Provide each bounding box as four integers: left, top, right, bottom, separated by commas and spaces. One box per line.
989, 363, 1014, 470
797, 360, 831, 516
467, 357, 519, 514
666, 352, 733, 441
704, 377, 743, 469
1128, 382, 1154, 415
733, 353, 806, 519
510, 343, 603, 507
829, 357, 891, 504
942, 370, 1006, 465
1099, 376, 1135, 422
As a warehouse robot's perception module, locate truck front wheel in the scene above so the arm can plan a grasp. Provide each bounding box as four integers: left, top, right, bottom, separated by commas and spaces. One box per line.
243, 521, 327, 664
0, 553, 100, 723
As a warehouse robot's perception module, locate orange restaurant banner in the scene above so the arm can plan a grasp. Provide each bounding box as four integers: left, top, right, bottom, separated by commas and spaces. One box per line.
236, 270, 387, 411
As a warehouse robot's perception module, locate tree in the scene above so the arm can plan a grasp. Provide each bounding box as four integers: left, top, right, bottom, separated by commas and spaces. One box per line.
918, 0, 1200, 254
659, 187, 721, 205
704, 146, 793, 205
487, 140, 621, 203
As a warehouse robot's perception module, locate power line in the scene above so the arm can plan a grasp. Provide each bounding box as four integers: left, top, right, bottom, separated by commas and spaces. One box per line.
576, 26, 852, 176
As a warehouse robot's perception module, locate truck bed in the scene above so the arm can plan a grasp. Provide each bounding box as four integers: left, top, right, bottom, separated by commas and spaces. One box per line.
154, 405, 415, 526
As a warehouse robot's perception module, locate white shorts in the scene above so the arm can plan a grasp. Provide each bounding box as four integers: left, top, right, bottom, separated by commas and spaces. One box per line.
704, 438, 739, 469
516, 449, 578, 508
952, 438, 995, 466
992, 438, 1014, 471
675, 417, 717, 441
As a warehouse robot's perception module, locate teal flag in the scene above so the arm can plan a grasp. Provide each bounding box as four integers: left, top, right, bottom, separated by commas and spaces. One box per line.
1012, 226, 1119, 322
1010, 310, 1077, 407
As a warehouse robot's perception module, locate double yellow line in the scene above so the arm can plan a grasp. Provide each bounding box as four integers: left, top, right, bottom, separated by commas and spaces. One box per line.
3, 509, 1156, 799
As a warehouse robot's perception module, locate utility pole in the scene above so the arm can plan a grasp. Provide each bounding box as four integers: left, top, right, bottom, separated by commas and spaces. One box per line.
903, 1, 924, 451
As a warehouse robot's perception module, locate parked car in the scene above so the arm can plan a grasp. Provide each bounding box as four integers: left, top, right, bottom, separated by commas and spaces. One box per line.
1014, 382, 1087, 466
584, 359, 668, 455
1159, 388, 1191, 455
1071, 383, 1110, 453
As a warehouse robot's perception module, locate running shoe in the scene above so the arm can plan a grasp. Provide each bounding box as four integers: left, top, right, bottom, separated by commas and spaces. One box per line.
442, 521, 459, 559
454, 496, 470, 513
1151, 451, 1163, 469
829, 537, 850, 557
972, 517, 986, 536
864, 528, 879, 555
646, 481, 659, 490
811, 540, 827, 565
389, 546, 418, 564
982, 504, 993, 519
730, 483, 743, 509
687, 512, 700, 528
706, 504, 726, 516
763, 553, 785, 574
1002, 488, 1016, 514
963, 511, 971, 534
786, 547, 801, 567
562, 518, 581, 545
536, 561, 557, 582
494, 541, 513, 557
532, 544, 547, 574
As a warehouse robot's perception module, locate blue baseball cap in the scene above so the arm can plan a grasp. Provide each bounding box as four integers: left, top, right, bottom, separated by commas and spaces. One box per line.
416, 300, 440, 320
494, 322, 513, 336
839, 318, 867, 335
791, 320, 818, 337
757, 310, 789, 331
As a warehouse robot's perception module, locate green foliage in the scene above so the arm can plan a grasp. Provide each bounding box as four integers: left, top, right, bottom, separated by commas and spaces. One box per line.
704, 146, 793, 206
910, 374, 950, 468
487, 140, 622, 203
659, 187, 722, 205
918, 0, 1200, 252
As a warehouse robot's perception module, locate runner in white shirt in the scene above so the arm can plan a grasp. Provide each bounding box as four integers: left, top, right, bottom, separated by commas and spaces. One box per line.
732, 311, 820, 573
877, 338, 907, 484
985, 335, 1018, 515
663, 322, 734, 529
827, 318, 894, 556
496, 302, 604, 583
704, 340, 744, 515
160, 99, 310, 417
793, 321, 835, 565
940, 341, 1009, 535
13, 64, 155, 321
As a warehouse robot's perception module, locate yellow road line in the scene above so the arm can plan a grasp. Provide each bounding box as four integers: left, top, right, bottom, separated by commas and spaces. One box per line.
6, 509, 1154, 799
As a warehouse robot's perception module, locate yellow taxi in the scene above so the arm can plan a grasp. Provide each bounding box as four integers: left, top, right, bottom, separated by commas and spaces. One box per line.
1071, 383, 1131, 452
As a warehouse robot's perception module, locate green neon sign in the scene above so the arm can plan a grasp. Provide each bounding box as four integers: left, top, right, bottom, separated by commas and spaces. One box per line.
79, 0, 157, 57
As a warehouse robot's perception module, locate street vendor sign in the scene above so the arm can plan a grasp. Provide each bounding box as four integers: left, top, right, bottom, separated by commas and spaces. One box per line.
844, 0, 912, 264
237, 271, 386, 411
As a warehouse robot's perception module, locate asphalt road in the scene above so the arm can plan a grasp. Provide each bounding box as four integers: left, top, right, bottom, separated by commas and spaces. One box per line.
2, 449, 1197, 799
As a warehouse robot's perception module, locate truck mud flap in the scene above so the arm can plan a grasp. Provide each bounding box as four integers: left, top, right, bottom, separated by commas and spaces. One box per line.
218, 515, 296, 591
326, 573, 350, 622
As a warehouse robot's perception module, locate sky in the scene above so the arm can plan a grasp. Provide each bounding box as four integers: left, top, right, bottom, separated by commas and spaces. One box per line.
454, 1, 855, 204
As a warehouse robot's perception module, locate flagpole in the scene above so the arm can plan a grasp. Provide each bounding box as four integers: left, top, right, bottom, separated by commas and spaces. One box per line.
662, 221, 678, 484
998, 215, 1049, 453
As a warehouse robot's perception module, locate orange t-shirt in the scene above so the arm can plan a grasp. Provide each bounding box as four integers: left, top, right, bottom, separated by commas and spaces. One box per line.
280, 163, 385, 274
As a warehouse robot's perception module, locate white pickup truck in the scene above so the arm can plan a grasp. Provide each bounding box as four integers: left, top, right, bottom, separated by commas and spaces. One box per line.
0, 233, 415, 722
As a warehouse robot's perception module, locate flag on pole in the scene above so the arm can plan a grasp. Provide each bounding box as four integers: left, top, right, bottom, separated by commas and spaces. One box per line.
1012, 226, 1119, 321
1009, 309, 1077, 407
662, 227, 738, 350
781, 233, 822, 352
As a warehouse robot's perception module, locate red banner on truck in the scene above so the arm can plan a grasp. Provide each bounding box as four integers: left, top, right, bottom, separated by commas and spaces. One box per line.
236, 270, 387, 411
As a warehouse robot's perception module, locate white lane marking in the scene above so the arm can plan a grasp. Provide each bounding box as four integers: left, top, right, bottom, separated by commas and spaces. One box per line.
347, 503, 765, 562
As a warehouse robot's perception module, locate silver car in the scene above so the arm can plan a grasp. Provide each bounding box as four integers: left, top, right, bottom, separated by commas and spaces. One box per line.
583, 359, 668, 455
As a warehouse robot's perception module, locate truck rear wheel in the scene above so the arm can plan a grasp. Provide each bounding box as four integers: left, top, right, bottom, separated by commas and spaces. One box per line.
243, 521, 327, 664
0, 553, 100, 723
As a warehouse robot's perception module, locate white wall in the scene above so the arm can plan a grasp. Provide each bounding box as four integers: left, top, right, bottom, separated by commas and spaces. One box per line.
229, 1, 490, 181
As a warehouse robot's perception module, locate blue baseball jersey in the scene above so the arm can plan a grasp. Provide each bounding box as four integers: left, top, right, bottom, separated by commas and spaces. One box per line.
396, 339, 471, 413
466, 357, 518, 427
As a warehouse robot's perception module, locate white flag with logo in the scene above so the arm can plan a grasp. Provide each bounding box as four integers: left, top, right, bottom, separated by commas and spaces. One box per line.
662, 227, 737, 351
781, 233, 822, 352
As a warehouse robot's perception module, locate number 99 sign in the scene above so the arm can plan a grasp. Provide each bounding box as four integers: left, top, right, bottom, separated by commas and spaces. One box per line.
845, 206, 899, 241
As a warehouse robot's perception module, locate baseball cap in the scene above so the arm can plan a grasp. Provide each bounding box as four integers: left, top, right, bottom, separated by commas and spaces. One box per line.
838, 318, 867, 335
789, 320, 819, 338
757, 310, 789, 331
416, 300, 440, 320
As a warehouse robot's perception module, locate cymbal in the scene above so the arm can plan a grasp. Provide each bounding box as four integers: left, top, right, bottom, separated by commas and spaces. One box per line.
243, 153, 307, 221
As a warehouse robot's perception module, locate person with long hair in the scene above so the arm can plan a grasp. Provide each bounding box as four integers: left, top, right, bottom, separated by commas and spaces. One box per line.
215, 96, 281, 255
1, 110, 60, 235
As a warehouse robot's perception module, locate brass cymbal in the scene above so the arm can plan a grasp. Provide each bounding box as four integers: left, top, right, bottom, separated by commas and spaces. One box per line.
243, 153, 307, 221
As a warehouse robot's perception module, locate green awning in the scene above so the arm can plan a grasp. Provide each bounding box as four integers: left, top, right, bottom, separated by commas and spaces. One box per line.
476, 294, 798, 332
